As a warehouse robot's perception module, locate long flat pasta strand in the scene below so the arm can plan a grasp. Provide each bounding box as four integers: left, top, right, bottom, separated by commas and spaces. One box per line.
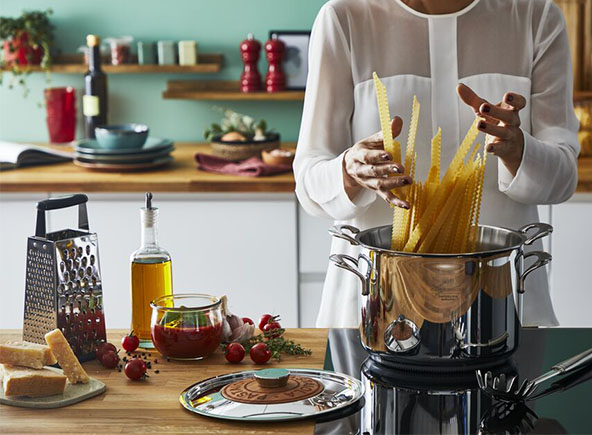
373, 72, 401, 163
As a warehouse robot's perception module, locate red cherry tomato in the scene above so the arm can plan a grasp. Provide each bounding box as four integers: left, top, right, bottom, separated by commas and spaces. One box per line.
262, 322, 282, 338
96, 342, 117, 361
225, 342, 245, 364
250, 342, 271, 364
258, 314, 273, 331
101, 350, 119, 369
242, 317, 254, 326
125, 358, 147, 381
121, 331, 140, 352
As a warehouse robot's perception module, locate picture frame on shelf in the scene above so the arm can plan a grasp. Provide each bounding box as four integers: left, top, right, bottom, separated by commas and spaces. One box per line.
269, 30, 311, 91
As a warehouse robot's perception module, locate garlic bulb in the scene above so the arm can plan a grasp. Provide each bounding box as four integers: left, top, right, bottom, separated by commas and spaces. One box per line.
220, 295, 254, 343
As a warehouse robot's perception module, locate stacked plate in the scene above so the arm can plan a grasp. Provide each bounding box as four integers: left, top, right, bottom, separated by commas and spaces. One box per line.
73, 137, 174, 171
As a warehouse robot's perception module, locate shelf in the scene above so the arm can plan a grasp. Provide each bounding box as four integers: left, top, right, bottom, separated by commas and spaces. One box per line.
574, 90, 592, 102
0, 54, 224, 74
162, 80, 305, 101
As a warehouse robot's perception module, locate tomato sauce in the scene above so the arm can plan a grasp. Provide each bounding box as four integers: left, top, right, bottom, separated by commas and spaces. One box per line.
151, 322, 223, 359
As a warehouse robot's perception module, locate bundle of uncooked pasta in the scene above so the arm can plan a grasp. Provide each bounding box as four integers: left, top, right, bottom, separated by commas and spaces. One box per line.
373, 73, 486, 253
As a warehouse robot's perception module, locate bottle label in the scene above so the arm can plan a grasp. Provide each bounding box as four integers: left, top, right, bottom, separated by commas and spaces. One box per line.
83, 95, 100, 116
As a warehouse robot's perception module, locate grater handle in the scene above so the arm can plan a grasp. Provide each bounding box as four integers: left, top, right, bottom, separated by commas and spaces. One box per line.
35, 194, 90, 237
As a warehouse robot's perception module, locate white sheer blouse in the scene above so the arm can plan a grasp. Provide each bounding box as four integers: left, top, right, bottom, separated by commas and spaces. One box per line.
294, 0, 580, 327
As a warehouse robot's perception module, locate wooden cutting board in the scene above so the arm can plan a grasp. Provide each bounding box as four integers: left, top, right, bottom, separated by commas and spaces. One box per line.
0, 328, 329, 434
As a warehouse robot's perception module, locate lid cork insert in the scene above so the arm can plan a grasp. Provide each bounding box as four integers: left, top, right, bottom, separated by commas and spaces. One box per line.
221, 369, 324, 405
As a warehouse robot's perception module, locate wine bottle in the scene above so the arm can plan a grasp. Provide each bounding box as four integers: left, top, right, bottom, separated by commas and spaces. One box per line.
84, 34, 108, 138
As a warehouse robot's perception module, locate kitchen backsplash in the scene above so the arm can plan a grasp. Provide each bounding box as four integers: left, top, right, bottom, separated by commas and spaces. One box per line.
0, 0, 326, 142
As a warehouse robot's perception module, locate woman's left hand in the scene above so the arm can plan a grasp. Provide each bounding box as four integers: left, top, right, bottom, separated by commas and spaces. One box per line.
457, 83, 526, 176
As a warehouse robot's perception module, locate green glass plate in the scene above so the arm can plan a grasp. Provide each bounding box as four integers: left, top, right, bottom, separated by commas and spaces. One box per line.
75, 137, 173, 155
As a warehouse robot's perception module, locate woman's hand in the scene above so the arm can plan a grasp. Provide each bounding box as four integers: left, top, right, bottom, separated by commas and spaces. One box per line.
457, 83, 527, 176
342, 116, 412, 209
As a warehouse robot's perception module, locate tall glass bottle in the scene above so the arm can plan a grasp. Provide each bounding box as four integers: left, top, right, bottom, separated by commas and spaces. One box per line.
84, 34, 108, 138
130, 192, 173, 348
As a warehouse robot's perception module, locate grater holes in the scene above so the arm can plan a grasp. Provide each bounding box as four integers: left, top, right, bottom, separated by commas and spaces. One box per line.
81, 256, 88, 268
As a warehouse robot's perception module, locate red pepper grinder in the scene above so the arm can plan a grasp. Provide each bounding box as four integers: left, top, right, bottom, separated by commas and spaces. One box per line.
240, 33, 262, 93
265, 34, 286, 93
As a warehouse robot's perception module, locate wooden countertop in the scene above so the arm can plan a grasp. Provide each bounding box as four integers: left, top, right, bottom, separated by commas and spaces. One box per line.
1, 143, 591, 194
0, 143, 296, 193
0, 328, 329, 434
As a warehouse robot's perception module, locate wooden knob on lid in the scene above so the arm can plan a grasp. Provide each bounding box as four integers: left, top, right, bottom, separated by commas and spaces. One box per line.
254, 368, 290, 388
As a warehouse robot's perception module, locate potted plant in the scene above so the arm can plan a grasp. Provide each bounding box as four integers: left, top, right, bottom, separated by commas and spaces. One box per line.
204, 108, 280, 161
0, 9, 54, 93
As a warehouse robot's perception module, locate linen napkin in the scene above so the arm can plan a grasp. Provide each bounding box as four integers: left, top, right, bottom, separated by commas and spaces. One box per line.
195, 153, 292, 177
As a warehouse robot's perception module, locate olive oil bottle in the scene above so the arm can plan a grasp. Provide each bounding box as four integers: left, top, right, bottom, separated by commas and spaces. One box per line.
130, 193, 173, 348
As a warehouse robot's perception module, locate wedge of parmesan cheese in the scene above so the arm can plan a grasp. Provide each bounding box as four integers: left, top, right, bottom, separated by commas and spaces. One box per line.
0, 341, 57, 369
44, 329, 89, 384
0, 364, 66, 397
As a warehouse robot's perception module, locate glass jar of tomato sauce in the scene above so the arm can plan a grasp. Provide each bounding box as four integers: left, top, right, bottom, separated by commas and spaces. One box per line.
150, 294, 223, 360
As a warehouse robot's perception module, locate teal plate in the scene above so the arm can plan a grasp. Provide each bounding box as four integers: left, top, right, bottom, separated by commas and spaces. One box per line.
75, 137, 173, 155
74, 146, 174, 163
179, 368, 364, 422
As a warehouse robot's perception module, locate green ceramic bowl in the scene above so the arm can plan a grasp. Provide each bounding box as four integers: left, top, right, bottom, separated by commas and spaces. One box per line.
95, 124, 149, 149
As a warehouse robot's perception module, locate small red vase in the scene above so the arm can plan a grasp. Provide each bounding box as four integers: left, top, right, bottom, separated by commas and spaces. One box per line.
2, 32, 43, 67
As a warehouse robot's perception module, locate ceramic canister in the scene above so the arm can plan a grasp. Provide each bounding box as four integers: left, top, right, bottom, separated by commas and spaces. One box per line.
157, 41, 176, 65
178, 40, 198, 65
137, 42, 156, 65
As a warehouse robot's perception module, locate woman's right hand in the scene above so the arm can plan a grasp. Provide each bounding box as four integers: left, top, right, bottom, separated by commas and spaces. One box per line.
342, 116, 411, 209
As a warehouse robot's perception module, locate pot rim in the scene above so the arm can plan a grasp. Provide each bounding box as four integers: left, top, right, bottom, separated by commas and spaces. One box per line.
354, 224, 527, 258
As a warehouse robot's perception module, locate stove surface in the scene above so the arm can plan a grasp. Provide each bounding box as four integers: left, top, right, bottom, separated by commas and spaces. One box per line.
315, 328, 592, 434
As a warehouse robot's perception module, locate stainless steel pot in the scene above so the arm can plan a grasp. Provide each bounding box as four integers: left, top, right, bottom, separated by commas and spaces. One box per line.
329, 223, 552, 371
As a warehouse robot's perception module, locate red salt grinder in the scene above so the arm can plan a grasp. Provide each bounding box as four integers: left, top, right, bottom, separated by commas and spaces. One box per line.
240, 33, 262, 93
264, 34, 286, 93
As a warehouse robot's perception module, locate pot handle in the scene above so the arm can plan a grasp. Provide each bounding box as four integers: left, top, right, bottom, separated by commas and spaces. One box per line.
519, 223, 553, 246
518, 251, 552, 294
329, 254, 369, 296
328, 225, 361, 246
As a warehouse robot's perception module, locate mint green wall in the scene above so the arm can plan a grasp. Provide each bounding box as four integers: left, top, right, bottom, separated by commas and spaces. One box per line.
0, 0, 326, 142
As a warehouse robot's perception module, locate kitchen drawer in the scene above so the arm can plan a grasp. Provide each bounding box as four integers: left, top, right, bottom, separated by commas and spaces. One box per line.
299, 277, 324, 327
549, 198, 592, 327
298, 206, 332, 274
0, 193, 299, 329
0, 194, 42, 330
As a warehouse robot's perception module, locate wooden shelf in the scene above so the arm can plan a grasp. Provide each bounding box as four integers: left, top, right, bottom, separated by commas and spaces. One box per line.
574, 90, 592, 102
1, 53, 223, 74
162, 80, 305, 101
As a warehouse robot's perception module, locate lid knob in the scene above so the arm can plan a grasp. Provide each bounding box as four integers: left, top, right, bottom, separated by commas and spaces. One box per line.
254, 368, 290, 388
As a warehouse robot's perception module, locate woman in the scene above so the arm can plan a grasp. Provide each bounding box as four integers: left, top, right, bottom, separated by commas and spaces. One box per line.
294, 0, 580, 327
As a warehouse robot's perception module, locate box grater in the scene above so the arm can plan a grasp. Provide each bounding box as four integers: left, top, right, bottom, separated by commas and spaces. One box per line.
23, 194, 106, 361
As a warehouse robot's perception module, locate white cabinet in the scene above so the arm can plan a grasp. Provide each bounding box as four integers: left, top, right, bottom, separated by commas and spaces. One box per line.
549, 196, 592, 327
0, 193, 298, 329
297, 206, 332, 326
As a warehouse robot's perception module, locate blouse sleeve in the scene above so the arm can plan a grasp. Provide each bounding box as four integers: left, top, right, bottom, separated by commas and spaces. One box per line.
498, 0, 580, 205
293, 4, 377, 220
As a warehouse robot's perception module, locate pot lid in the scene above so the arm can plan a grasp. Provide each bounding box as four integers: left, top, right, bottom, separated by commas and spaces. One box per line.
179, 368, 364, 422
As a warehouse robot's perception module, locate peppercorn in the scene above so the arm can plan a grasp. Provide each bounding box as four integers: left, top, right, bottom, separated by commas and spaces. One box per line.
155, 370, 160, 374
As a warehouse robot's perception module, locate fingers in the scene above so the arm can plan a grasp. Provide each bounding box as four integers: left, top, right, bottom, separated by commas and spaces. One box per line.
479, 103, 521, 127
391, 116, 403, 139
365, 175, 412, 192
356, 163, 404, 177
379, 190, 410, 209
477, 119, 511, 140
457, 83, 488, 114
502, 92, 526, 111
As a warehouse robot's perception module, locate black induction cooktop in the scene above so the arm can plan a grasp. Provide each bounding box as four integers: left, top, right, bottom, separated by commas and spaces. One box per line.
315, 328, 592, 434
